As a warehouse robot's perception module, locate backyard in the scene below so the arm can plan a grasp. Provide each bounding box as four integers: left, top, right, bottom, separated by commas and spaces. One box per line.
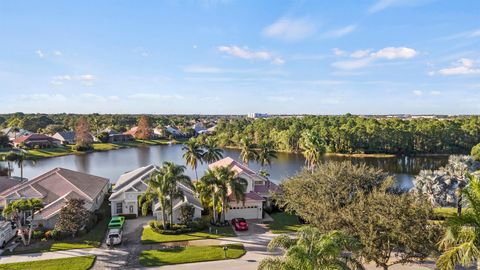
139, 244, 245, 267
141, 225, 235, 244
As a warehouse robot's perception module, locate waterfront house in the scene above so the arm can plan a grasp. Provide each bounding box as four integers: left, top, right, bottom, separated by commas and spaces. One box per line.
124, 126, 157, 139
1, 127, 33, 141
0, 168, 109, 228
102, 129, 134, 143
208, 157, 279, 220
109, 165, 202, 223
51, 131, 76, 145
165, 125, 184, 138
12, 134, 61, 148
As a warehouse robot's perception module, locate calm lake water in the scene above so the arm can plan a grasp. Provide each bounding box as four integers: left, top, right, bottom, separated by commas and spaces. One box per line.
1, 144, 449, 190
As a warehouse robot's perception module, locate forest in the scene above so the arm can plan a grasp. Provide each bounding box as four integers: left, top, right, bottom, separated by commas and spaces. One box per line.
1, 113, 479, 155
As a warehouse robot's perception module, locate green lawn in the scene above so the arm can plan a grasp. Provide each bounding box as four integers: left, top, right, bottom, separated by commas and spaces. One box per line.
141, 226, 235, 244
139, 244, 245, 267
26, 147, 75, 158
6, 202, 110, 254
268, 212, 302, 234
0, 255, 96, 270
91, 143, 120, 151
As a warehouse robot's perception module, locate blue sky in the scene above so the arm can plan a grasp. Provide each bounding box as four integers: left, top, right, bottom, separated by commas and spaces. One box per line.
1, 0, 479, 115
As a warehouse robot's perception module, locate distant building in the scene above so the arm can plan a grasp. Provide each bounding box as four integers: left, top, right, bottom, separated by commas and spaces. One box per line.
12, 134, 61, 148
165, 125, 184, 138
1, 127, 33, 141
247, 113, 269, 119
101, 129, 134, 143
192, 122, 207, 135
52, 131, 76, 145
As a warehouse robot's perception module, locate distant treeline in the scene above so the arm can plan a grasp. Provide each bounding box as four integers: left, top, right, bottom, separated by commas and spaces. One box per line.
1, 113, 479, 155
213, 115, 480, 155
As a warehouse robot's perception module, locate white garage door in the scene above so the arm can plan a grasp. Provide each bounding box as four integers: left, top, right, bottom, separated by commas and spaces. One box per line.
225, 204, 262, 220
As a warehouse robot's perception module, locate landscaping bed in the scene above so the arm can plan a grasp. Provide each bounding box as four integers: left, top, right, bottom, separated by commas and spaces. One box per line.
139, 244, 245, 267
268, 212, 302, 234
0, 255, 96, 270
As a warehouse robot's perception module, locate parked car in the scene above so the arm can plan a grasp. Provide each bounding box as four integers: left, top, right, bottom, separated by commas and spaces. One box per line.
0, 221, 17, 248
108, 216, 125, 229
106, 228, 123, 246
231, 218, 248, 231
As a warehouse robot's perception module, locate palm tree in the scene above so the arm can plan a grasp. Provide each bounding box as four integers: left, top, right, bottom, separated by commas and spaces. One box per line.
197, 169, 222, 223
182, 138, 204, 180
257, 140, 277, 169
239, 137, 257, 165
437, 175, 480, 270
202, 137, 224, 164
12, 150, 26, 181
259, 227, 364, 270
299, 131, 326, 171
161, 162, 192, 225
139, 171, 171, 229
2, 198, 43, 246
3, 151, 20, 178
213, 166, 248, 223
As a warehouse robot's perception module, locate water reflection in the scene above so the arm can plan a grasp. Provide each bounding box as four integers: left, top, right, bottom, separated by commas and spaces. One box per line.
1, 144, 449, 190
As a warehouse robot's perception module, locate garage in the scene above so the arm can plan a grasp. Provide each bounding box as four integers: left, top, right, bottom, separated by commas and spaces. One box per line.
225, 202, 263, 220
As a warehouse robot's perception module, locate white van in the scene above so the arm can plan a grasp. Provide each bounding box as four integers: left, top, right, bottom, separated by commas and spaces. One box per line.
0, 221, 17, 248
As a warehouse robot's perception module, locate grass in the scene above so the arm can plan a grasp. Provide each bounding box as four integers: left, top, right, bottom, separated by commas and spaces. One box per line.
139, 244, 245, 267
6, 201, 110, 255
433, 207, 458, 220
0, 255, 96, 270
268, 212, 302, 234
141, 226, 235, 244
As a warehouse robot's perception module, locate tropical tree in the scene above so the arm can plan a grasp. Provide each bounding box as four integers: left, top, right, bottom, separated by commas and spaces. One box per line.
239, 137, 257, 165
161, 162, 192, 225
55, 199, 89, 238
182, 138, 204, 180
202, 137, 224, 164
437, 175, 480, 270
2, 198, 43, 246
136, 115, 153, 141
12, 150, 26, 181
259, 227, 364, 270
2, 151, 18, 178
214, 166, 248, 223
196, 169, 222, 223
299, 130, 326, 171
139, 171, 171, 229
257, 140, 277, 169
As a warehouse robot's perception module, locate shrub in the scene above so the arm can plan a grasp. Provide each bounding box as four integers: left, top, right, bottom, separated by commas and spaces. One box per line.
32, 230, 44, 240
72, 144, 93, 151
44, 230, 53, 239
33, 145, 40, 149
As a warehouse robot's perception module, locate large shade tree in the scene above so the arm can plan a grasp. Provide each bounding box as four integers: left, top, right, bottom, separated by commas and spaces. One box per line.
259, 227, 364, 270
55, 199, 89, 238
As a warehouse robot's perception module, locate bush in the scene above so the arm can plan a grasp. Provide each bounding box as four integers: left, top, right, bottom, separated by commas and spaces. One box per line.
44, 230, 53, 239
189, 218, 209, 231
149, 221, 196, 234
72, 144, 93, 151
33, 145, 40, 149
32, 230, 44, 240
118, 213, 137, 220
84, 212, 99, 232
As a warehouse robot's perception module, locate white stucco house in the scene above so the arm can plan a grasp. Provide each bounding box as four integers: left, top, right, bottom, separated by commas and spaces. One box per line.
209, 157, 279, 220
109, 165, 202, 223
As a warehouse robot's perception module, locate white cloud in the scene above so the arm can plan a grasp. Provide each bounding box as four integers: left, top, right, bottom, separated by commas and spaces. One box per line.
322, 25, 357, 38
332, 58, 373, 70
128, 93, 184, 100
332, 47, 418, 70
350, 49, 371, 58
36, 50, 45, 58
51, 74, 96, 86
371, 47, 417, 59
438, 58, 480, 76
413, 90, 423, 96
332, 48, 346, 56
368, 0, 435, 14
217, 46, 285, 65
469, 30, 480, 38
53, 50, 62, 56
262, 18, 316, 42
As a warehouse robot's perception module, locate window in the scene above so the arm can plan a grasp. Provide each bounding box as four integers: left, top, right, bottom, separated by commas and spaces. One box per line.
129, 205, 134, 213
116, 203, 123, 214
254, 180, 264, 185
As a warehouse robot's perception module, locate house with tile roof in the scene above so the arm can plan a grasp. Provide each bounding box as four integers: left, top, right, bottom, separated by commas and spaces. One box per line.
51, 131, 76, 145
12, 134, 61, 148
109, 165, 202, 223
0, 168, 109, 228
208, 157, 279, 220
1, 127, 33, 141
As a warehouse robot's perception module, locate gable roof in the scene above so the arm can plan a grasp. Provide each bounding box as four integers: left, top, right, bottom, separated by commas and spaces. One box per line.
109, 165, 158, 200
208, 157, 259, 177
0, 168, 109, 206
154, 182, 203, 212
53, 131, 75, 141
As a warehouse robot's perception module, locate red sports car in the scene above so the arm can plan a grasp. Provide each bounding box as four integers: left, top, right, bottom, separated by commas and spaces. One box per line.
231, 218, 248, 231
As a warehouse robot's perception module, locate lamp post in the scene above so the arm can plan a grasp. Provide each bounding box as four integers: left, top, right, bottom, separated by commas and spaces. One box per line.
223, 245, 228, 259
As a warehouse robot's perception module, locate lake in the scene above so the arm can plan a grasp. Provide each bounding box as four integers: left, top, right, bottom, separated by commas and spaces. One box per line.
1, 144, 449, 190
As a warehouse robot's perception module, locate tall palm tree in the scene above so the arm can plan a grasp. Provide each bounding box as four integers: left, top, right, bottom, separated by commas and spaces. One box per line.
437, 175, 480, 270
139, 171, 171, 229
259, 227, 364, 270
197, 169, 222, 223
161, 162, 192, 225
214, 166, 248, 223
299, 131, 326, 171
202, 137, 224, 164
239, 137, 257, 165
182, 138, 204, 180
257, 140, 277, 169
13, 150, 26, 181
